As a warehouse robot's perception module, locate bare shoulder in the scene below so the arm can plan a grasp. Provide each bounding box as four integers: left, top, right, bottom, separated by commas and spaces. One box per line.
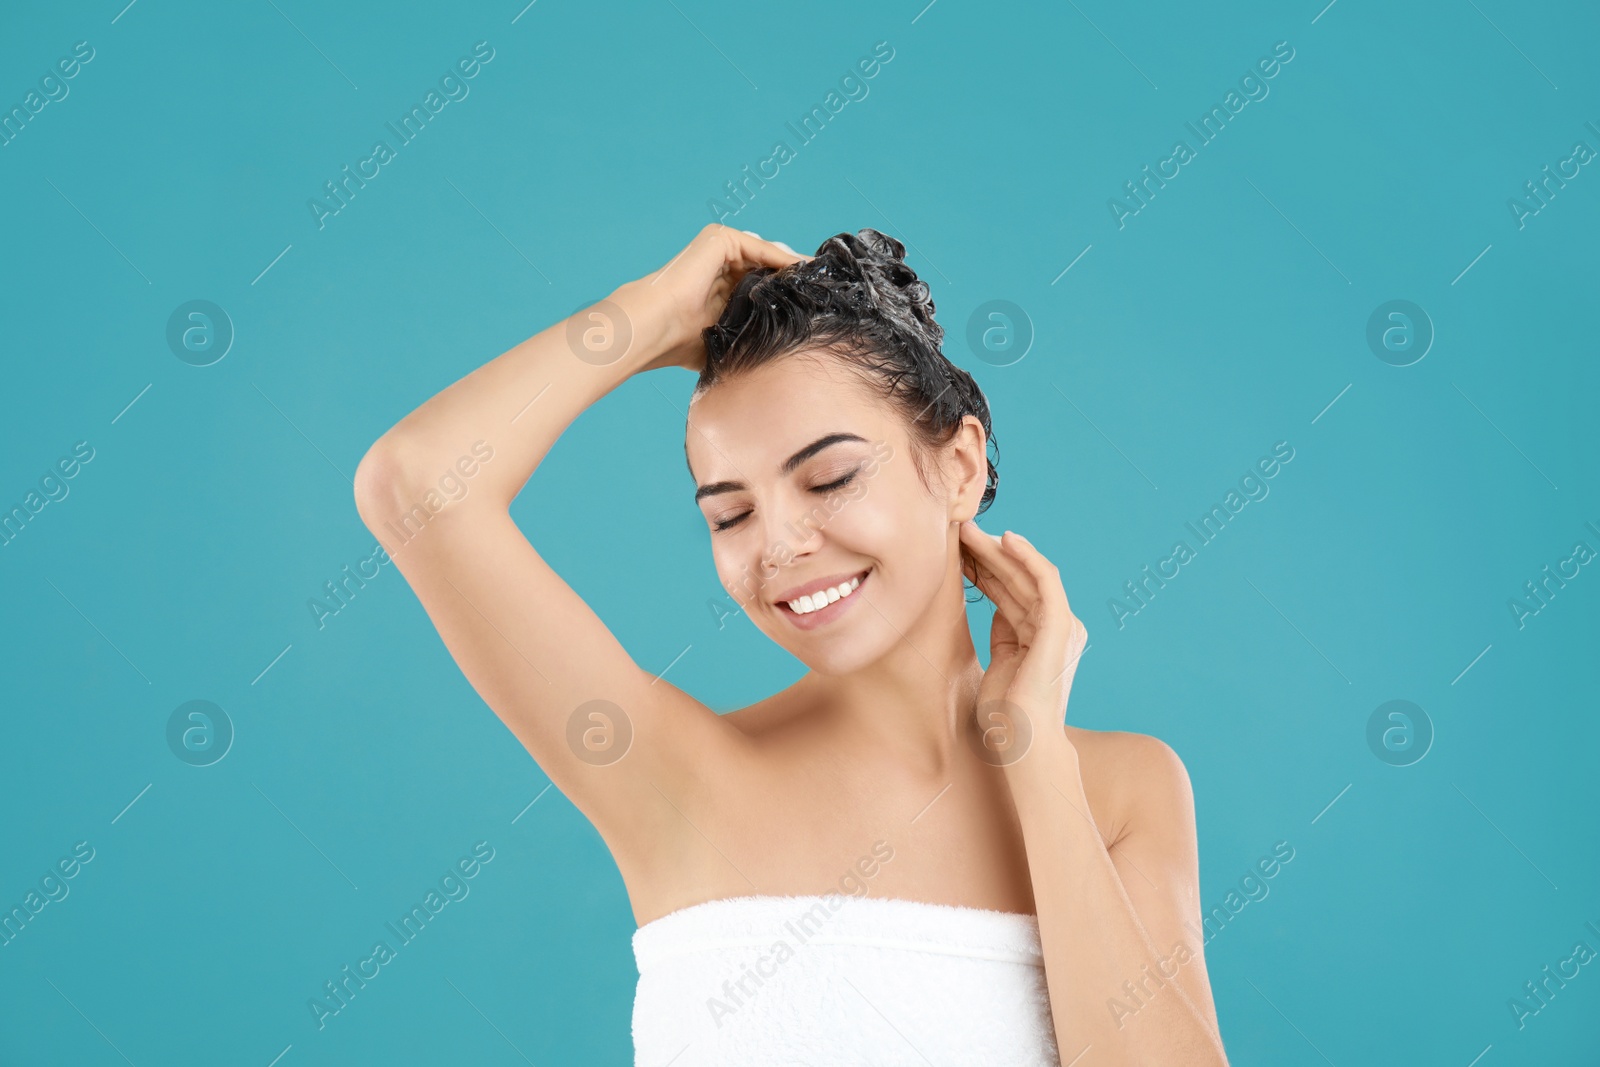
1065, 725, 1188, 783
1063, 725, 1194, 847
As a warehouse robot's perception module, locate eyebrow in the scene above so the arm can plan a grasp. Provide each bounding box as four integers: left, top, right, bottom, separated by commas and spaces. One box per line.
693, 432, 869, 503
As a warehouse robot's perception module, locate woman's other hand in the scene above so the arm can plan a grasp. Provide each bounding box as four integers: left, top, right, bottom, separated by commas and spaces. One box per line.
959, 521, 1089, 768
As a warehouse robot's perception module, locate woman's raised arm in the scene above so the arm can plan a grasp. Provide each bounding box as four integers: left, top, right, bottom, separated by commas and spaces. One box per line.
352, 224, 805, 844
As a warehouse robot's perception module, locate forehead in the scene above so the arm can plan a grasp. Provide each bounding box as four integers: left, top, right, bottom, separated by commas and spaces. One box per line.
685, 353, 890, 478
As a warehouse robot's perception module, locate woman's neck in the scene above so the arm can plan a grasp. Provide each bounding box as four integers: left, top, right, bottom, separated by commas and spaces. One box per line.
800, 599, 987, 779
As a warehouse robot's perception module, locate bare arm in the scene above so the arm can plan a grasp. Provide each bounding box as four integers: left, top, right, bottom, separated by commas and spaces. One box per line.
957, 524, 1227, 1063
352, 224, 806, 844
1012, 734, 1228, 1064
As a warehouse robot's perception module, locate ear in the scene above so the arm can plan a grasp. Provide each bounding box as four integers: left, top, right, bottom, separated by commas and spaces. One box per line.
945, 414, 988, 524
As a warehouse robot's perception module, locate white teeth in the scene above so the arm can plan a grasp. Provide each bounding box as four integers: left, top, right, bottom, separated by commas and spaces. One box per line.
786, 573, 866, 614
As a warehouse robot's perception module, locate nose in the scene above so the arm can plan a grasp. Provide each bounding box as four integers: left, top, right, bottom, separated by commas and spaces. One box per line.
759, 491, 826, 569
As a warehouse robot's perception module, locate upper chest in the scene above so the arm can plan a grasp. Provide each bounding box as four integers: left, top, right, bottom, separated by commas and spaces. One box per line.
621, 722, 1126, 924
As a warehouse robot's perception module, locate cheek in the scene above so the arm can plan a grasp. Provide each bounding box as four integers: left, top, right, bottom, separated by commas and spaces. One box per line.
818, 484, 901, 555
830, 474, 950, 580
712, 544, 748, 598
856, 465, 946, 541
713, 538, 774, 604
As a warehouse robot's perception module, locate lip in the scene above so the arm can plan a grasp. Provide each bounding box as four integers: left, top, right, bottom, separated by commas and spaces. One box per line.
774, 567, 872, 631
773, 567, 872, 606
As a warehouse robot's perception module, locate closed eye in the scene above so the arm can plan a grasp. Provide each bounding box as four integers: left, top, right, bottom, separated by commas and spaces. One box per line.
812, 470, 857, 493
709, 468, 860, 532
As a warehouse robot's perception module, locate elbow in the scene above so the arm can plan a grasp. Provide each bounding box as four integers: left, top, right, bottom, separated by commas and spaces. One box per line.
354, 432, 507, 532
353, 434, 412, 531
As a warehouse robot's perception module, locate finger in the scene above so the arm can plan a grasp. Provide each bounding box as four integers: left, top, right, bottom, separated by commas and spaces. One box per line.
992, 534, 1089, 704
960, 539, 1023, 621
1001, 531, 1069, 613
961, 522, 1042, 615
959, 523, 1041, 631
959, 524, 1021, 602
967, 550, 1028, 625
721, 225, 808, 270
1001, 531, 1083, 654
735, 230, 808, 261
961, 524, 1038, 621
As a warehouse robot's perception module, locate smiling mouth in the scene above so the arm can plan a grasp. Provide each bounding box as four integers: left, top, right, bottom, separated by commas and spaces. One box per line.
778, 568, 871, 616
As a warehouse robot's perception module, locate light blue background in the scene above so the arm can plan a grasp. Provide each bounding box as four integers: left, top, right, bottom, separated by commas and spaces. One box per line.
2, 0, 1597, 1064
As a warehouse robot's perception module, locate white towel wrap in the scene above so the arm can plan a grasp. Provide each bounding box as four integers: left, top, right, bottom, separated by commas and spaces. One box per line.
632, 893, 1062, 1066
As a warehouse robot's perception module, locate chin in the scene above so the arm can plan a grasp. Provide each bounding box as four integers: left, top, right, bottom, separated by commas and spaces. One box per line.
770, 616, 905, 676
794, 642, 882, 676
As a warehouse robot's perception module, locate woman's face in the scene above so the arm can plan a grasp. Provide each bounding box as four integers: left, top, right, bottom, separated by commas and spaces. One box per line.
686, 352, 980, 674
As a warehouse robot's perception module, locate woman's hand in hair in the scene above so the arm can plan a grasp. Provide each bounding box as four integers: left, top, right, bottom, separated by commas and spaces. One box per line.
958, 520, 1088, 770
614, 224, 808, 374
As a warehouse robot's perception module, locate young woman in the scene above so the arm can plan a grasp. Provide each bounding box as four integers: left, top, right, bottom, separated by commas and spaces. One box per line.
353, 225, 1229, 1066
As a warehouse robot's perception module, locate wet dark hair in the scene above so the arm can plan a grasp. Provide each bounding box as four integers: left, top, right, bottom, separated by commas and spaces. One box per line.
695, 227, 998, 516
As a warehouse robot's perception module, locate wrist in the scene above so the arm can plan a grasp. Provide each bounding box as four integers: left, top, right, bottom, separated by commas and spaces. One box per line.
1002, 723, 1079, 789
605, 281, 694, 374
